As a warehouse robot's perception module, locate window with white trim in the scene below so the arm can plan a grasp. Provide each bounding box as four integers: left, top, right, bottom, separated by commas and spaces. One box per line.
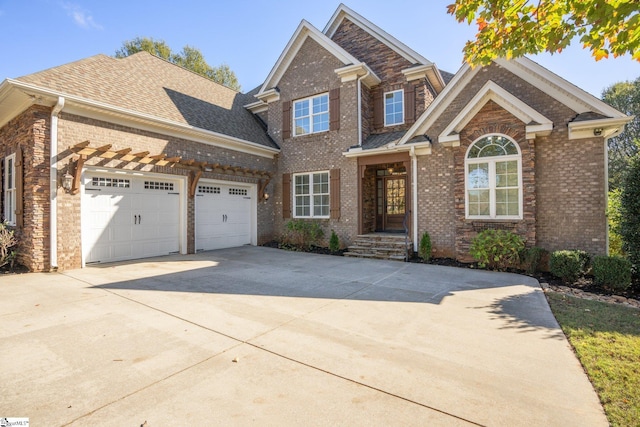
293, 93, 329, 136
465, 135, 522, 219
294, 171, 329, 218
3, 154, 16, 225
384, 90, 404, 126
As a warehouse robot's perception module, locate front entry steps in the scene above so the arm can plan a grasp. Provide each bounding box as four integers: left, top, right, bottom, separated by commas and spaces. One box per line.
344, 233, 413, 262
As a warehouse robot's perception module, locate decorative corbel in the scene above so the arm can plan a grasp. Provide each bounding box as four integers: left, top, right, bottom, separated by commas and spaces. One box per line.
189, 169, 203, 198
70, 155, 85, 195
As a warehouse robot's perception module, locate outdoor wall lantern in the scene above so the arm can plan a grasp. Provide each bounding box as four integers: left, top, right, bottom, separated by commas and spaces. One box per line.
593, 128, 603, 137
62, 172, 73, 192
263, 192, 270, 201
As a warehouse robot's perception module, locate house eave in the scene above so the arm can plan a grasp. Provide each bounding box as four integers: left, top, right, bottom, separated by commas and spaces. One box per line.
244, 100, 269, 113
568, 116, 633, 140
343, 141, 432, 158
6, 79, 280, 158
334, 63, 381, 87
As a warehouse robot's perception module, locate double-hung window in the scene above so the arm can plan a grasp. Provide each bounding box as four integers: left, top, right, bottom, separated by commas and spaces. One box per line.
465, 135, 522, 219
294, 171, 329, 218
3, 154, 16, 225
293, 93, 329, 136
384, 90, 404, 126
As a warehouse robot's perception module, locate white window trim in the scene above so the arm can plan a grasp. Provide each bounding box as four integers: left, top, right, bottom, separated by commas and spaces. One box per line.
293, 93, 329, 137
464, 134, 523, 220
384, 89, 404, 127
293, 171, 330, 218
3, 153, 16, 226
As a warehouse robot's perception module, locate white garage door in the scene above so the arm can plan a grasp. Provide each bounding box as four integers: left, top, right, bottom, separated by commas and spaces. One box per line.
82, 174, 181, 264
196, 182, 252, 251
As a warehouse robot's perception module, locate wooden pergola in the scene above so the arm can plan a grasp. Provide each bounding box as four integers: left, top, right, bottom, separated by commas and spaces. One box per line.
67, 141, 272, 199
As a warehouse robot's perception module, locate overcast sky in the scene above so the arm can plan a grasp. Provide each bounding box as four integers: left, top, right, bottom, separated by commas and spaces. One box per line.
1, 0, 638, 97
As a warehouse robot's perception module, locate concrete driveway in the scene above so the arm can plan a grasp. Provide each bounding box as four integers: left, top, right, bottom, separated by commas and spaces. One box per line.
0, 246, 606, 426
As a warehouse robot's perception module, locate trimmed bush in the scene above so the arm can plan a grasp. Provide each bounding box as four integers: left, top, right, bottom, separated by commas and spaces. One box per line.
521, 246, 547, 275
469, 229, 525, 270
283, 220, 324, 250
0, 221, 17, 269
620, 155, 640, 276
607, 188, 625, 256
418, 231, 432, 261
329, 230, 340, 252
592, 255, 632, 291
550, 250, 584, 284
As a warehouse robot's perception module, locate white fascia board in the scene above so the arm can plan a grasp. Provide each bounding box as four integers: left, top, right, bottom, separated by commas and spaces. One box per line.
398, 63, 478, 145
495, 57, 627, 118
568, 116, 633, 140
324, 4, 432, 66
11, 80, 279, 158
255, 88, 280, 103
342, 140, 432, 158
334, 63, 381, 87
0, 79, 39, 128
402, 63, 446, 93
244, 100, 269, 114
257, 20, 359, 96
438, 80, 553, 144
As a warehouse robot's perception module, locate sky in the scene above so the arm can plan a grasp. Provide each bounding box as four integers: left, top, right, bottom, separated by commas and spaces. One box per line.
0, 0, 638, 98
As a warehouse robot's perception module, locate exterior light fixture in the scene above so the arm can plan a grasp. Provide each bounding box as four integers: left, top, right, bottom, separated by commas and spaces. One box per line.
593, 128, 603, 137
62, 172, 73, 192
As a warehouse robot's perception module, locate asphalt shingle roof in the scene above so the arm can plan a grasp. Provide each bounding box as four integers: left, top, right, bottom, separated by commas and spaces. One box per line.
17, 52, 277, 149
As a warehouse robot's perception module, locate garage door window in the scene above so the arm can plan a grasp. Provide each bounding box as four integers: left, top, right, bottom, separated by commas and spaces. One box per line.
91, 177, 130, 188
145, 181, 174, 191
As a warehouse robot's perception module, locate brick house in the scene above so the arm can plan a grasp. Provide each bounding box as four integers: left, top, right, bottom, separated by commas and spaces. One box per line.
0, 4, 630, 271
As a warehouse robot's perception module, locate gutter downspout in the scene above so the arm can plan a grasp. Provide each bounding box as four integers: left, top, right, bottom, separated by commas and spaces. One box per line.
410, 146, 418, 253
50, 97, 65, 270
357, 70, 371, 146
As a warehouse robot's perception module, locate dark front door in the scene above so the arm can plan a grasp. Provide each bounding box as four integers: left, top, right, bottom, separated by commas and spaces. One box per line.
376, 176, 406, 232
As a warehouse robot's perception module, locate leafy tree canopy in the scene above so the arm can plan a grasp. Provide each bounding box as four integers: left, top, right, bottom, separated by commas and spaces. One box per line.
602, 77, 640, 189
447, 0, 640, 66
115, 37, 240, 91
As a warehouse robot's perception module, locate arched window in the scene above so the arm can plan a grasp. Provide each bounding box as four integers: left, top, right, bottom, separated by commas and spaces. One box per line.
465, 135, 522, 219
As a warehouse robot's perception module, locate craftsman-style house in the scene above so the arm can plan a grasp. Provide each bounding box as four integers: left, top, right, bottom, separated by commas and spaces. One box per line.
0, 4, 630, 271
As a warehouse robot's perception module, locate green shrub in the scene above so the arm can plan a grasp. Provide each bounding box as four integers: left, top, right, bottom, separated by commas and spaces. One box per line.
574, 250, 592, 273
620, 155, 640, 276
418, 231, 432, 261
550, 250, 584, 284
592, 255, 632, 291
329, 230, 340, 252
607, 188, 625, 256
283, 220, 324, 250
0, 221, 18, 269
521, 246, 546, 275
469, 229, 525, 270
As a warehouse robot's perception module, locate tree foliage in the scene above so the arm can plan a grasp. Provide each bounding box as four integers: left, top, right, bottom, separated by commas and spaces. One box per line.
620, 154, 640, 276
115, 37, 241, 91
447, 0, 640, 66
602, 77, 640, 190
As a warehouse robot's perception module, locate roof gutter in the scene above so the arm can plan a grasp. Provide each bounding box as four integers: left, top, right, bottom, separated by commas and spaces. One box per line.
6, 79, 280, 159
50, 96, 65, 270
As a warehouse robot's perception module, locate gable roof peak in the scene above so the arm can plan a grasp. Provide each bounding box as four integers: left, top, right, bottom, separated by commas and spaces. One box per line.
257, 18, 360, 97
323, 3, 433, 66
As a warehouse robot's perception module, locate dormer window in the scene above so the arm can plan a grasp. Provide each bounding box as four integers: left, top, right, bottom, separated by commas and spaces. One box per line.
384, 90, 404, 126
293, 93, 329, 136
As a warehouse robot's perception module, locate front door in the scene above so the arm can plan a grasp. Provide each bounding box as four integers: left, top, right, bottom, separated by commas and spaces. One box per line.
376, 176, 406, 232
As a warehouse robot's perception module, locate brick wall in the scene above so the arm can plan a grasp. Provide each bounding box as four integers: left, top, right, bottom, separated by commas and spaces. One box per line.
415, 63, 607, 259
267, 37, 360, 246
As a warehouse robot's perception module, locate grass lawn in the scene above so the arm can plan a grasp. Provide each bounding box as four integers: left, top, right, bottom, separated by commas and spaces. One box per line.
547, 292, 640, 426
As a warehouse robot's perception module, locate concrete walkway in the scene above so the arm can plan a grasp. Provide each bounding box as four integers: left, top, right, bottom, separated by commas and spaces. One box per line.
0, 246, 607, 426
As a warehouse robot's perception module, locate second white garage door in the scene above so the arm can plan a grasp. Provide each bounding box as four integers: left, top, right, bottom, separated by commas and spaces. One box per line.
195, 182, 253, 251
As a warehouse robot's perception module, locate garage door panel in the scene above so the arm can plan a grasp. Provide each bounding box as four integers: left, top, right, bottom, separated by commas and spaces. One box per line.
83, 174, 181, 264
196, 184, 252, 251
